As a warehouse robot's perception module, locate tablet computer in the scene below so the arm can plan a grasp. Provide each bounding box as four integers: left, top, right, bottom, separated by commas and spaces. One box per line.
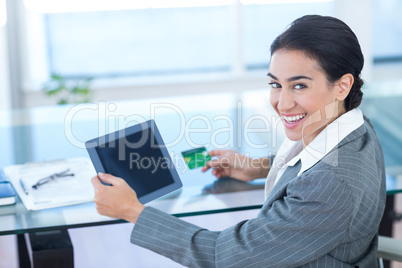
85, 120, 182, 204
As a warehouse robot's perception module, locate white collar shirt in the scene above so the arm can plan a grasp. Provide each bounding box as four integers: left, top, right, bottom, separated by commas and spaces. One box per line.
264, 108, 364, 200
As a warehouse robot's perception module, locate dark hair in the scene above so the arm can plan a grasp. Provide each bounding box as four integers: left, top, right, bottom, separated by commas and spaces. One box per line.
270, 15, 364, 111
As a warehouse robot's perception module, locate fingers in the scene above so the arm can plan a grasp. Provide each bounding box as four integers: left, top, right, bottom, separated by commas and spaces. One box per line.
201, 165, 211, 172
91, 175, 103, 188
208, 158, 224, 167
212, 168, 222, 179
202, 150, 231, 174
208, 150, 227, 157
202, 165, 227, 179
201, 158, 225, 173
91, 173, 123, 190
202, 150, 238, 178
98, 172, 122, 185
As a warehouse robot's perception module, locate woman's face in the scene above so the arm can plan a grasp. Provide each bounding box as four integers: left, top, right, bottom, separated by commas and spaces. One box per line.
269, 49, 345, 146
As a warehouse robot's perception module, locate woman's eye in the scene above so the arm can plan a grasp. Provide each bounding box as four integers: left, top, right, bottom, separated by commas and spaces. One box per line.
269, 82, 281, 89
294, 84, 306, 90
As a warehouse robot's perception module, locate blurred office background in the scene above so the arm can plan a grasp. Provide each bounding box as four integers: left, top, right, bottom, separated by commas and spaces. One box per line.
0, 0, 401, 109
0, 0, 402, 267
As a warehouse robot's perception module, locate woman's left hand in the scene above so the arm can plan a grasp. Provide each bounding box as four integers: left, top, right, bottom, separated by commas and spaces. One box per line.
91, 172, 145, 224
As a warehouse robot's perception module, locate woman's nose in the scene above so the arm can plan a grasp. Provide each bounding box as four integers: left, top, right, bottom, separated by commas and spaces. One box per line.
277, 89, 295, 112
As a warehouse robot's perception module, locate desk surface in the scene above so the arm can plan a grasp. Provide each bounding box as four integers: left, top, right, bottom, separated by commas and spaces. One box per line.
1, 90, 401, 236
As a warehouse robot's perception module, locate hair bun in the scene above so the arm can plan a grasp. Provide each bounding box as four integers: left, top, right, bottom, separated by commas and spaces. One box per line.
356, 77, 364, 88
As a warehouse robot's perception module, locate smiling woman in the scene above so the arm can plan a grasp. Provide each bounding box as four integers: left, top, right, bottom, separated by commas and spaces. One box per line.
270, 15, 364, 111
268, 50, 354, 145
267, 15, 365, 146
92, 15, 386, 268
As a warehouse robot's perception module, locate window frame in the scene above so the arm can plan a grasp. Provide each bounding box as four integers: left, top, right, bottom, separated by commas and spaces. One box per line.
4, 0, 402, 108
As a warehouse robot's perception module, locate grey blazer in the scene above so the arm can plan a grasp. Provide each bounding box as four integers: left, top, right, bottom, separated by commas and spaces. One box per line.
131, 118, 386, 268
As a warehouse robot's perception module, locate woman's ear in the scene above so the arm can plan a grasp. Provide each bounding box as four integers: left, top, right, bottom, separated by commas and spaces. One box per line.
336, 73, 354, 101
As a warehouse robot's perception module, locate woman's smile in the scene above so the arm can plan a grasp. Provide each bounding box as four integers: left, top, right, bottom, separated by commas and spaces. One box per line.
281, 112, 307, 129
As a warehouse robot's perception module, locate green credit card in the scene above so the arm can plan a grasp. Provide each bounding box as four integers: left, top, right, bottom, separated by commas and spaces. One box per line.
181, 147, 211, 169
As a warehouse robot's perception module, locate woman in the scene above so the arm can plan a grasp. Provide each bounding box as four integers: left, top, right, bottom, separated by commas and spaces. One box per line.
92, 15, 386, 267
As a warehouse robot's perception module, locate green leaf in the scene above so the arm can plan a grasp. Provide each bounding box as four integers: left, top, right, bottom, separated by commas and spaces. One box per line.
58, 99, 68, 105
43, 75, 94, 105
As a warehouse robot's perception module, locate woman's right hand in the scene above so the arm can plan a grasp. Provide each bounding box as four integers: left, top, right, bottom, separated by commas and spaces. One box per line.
201, 149, 270, 182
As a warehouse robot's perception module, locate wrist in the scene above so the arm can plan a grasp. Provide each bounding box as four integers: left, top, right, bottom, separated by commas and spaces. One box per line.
249, 157, 270, 180
125, 203, 145, 224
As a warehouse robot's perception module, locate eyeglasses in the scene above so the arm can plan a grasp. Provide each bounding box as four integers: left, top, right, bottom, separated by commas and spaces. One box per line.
32, 169, 75, 190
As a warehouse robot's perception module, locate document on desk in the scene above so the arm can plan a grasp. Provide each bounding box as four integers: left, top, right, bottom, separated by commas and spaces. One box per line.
4, 158, 96, 211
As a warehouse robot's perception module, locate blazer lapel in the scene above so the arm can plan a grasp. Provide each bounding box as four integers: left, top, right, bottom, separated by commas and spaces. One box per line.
264, 122, 367, 207
265, 160, 302, 205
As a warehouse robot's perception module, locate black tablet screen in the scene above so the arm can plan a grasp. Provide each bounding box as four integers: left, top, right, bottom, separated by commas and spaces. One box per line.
95, 127, 174, 198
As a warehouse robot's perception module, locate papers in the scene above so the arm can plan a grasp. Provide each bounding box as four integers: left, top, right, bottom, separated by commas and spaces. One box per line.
4, 158, 96, 211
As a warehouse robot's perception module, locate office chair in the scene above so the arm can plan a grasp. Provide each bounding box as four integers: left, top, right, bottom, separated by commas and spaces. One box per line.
377, 235, 402, 268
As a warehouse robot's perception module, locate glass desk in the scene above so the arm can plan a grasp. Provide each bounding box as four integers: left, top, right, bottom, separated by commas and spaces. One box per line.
0, 91, 401, 267
0, 92, 271, 236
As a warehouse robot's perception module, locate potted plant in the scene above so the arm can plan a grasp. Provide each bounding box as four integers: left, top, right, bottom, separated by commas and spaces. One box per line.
43, 74, 94, 105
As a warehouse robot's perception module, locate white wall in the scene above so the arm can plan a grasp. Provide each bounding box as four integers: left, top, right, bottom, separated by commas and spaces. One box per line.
23, 74, 268, 107
334, 0, 373, 82
0, 25, 11, 111
7, 0, 402, 108
20, 0, 386, 108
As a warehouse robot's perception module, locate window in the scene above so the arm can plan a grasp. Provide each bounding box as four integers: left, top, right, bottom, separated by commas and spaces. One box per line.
45, 7, 233, 78
21, 0, 335, 89
242, 1, 334, 70
372, 0, 402, 62
0, 0, 6, 27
